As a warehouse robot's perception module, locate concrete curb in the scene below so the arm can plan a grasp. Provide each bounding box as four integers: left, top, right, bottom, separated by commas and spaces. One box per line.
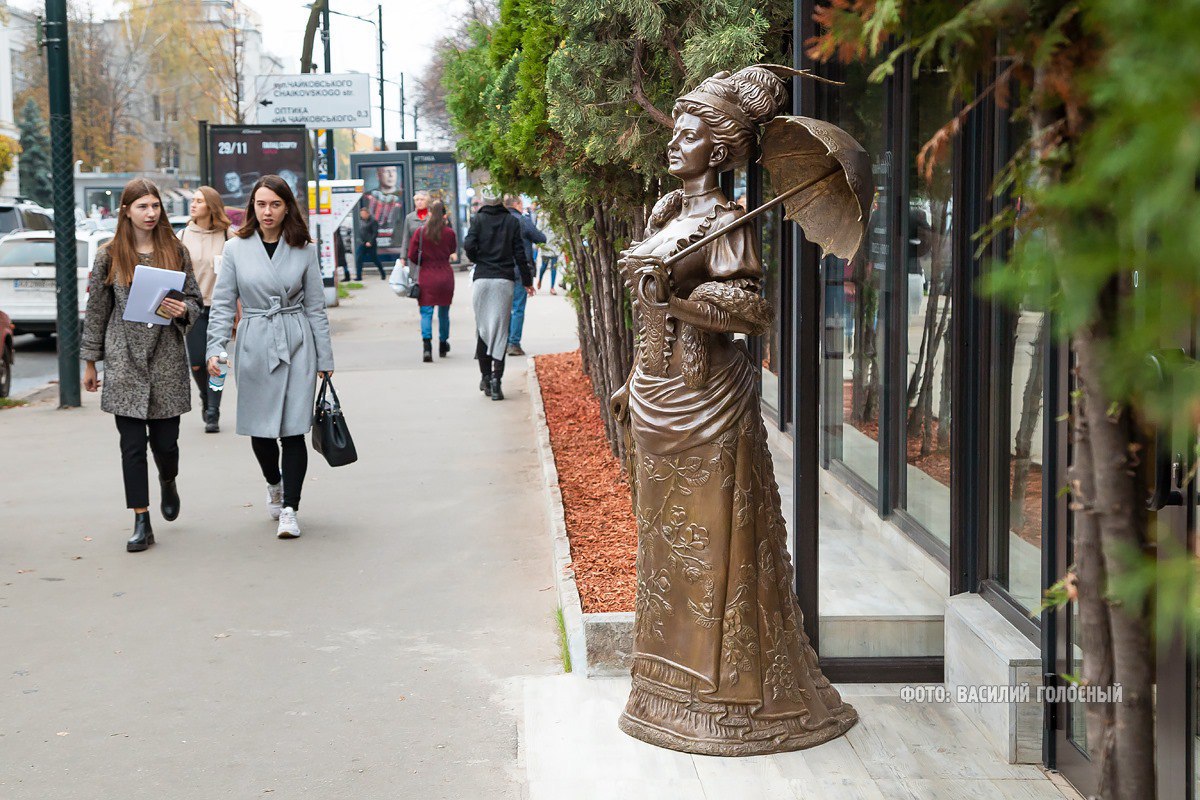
526, 361, 589, 675
526, 359, 636, 677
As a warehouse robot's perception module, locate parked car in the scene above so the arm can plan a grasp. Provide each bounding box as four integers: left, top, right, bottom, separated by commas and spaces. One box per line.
0, 307, 13, 398
170, 215, 190, 234
0, 229, 113, 336
0, 199, 54, 236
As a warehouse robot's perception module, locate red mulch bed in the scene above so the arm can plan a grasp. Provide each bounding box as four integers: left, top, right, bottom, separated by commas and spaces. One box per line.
535, 351, 637, 613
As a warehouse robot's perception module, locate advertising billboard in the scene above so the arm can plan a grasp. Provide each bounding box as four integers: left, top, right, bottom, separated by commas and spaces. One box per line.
206, 125, 308, 227
307, 179, 364, 282
349, 152, 409, 263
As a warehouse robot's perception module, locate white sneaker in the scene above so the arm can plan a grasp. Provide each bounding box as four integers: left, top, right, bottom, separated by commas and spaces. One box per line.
276, 507, 301, 539
266, 483, 284, 520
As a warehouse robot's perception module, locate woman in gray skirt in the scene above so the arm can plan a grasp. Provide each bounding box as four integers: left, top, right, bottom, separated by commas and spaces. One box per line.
463, 187, 533, 400
206, 175, 334, 540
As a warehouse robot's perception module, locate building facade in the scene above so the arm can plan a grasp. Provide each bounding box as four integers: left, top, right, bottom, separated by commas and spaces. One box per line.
732, 5, 1197, 797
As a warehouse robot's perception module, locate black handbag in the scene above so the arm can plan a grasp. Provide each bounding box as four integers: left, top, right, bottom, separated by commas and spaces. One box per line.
409, 229, 423, 300
312, 375, 358, 467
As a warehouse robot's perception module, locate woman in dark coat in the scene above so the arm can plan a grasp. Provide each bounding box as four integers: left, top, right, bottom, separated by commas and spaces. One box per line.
408, 199, 458, 362
81, 178, 203, 552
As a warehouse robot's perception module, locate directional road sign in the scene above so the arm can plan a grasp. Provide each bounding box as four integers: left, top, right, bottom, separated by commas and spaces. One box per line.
254, 73, 373, 130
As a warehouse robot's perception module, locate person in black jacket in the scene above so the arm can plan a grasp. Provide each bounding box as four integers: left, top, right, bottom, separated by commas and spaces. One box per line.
355, 206, 384, 280
464, 187, 534, 400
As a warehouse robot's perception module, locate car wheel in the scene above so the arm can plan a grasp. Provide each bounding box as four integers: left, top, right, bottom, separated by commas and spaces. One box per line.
0, 343, 11, 398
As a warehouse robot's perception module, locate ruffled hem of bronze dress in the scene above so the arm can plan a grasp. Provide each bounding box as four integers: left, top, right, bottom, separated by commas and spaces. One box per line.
618, 700, 858, 757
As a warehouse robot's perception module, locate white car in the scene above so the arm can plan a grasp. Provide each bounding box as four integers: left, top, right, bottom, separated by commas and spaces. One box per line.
0, 229, 113, 336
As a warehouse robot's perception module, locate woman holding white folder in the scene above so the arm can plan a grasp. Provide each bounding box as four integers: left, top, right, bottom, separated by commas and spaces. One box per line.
81, 178, 202, 553
205, 174, 334, 541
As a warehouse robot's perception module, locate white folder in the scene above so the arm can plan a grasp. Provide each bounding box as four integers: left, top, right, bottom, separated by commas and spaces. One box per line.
122, 264, 186, 326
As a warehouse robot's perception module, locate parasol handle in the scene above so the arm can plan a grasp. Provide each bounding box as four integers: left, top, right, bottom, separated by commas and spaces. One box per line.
663, 167, 841, 267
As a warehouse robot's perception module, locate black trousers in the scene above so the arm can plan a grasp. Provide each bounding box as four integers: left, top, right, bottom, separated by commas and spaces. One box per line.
251, 435, 307, 510
475, 336, 505, 379
184, 307, 223, 416
115, 415, 181, 509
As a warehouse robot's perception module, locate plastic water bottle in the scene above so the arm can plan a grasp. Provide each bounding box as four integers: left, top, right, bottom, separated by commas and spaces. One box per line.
209, 352, 229, 393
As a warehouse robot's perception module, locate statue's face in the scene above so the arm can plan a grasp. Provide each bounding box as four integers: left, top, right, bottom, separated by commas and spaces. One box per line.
668, 113, 727, 178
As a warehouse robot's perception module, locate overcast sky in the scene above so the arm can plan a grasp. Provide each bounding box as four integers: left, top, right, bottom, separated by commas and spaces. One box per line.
14, 0, 465, 145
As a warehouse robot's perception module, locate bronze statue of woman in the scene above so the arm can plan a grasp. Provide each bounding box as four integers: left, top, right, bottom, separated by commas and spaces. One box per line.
612, 65, 859, 755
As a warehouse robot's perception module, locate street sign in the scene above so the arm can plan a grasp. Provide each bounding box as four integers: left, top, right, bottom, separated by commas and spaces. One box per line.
254, 73, 373, 129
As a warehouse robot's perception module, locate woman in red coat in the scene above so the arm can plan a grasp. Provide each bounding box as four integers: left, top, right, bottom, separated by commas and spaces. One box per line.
408, 200, 458, 362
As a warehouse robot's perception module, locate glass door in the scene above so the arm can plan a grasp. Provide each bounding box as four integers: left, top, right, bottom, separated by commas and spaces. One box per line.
1051, 341, 1198, 797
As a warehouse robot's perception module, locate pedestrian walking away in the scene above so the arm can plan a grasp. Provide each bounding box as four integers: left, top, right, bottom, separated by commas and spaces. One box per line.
464, 186, 533, 401
504, 194, 546, 356
179, 186, 234, 433
392, 189, 433, 269
355, 207, 385, 280
206, 174, 336, 540
535, 210, 562, 295
408, 199, 458, 363
335, 223, 350, 283
81, 178, 203, 553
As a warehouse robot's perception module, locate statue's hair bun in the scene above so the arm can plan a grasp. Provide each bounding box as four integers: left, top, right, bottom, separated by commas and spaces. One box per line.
728, 66, 788, 125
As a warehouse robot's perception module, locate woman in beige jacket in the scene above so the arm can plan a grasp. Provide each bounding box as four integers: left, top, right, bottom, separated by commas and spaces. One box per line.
180, 186, 232, 433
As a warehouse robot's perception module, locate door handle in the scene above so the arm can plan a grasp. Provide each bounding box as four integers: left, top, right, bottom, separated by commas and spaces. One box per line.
1146, 350, 1186, 510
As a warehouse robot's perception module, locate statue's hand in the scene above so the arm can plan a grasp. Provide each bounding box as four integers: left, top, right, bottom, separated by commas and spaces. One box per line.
633, 256, 671, 307
611, 382, 631, 424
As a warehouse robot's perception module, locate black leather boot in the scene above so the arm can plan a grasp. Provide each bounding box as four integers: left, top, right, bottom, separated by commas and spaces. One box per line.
490, 362, 504, 401
479, 356, 493, 397
160, 478, 180, 522
422, 339, 433, 363
204, 408, 220, 434
127, 512, 155, 552
439, 340, 450, 358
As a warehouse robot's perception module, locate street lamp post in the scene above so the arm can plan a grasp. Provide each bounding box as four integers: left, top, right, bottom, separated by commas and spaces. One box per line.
321, 1, 334, 176
43, 0, 80, 407
377, 4, 385, 146
323, 5, 385, 149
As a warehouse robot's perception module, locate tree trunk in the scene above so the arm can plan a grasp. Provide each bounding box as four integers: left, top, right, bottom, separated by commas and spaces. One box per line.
1074, 308, 1156, 800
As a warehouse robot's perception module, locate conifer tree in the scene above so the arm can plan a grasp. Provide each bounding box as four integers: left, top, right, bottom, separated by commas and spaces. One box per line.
17, 99, 52, 207
441, 0, 790, 460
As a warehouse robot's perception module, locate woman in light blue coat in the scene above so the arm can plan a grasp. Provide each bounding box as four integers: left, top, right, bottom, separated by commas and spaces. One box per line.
206, 174, 334, 540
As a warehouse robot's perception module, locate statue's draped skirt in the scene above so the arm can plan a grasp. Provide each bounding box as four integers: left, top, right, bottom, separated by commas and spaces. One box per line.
621, 348, 858, 755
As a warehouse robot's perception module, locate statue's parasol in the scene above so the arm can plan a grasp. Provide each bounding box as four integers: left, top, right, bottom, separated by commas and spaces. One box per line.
662, 116, 872, 268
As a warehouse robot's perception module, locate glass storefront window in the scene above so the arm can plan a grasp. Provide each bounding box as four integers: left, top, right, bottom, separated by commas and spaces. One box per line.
901, 72, 955, 545
996, 304, 1047, 610
761, 172, 783, 415
822, 64, 890, 492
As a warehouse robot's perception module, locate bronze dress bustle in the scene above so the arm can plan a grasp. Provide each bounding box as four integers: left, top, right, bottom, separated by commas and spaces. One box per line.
612, 65, 865, 756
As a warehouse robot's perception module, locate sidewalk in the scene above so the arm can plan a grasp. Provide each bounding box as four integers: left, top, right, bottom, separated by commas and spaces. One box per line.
0, 275, 575, 799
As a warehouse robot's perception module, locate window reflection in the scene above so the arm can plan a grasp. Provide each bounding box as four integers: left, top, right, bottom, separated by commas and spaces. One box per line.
823, 64, 889, 491
903, 72, 955, 544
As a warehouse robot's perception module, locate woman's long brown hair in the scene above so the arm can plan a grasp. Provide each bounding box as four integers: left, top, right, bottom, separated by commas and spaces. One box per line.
422, 199, 448, 244
235, 174, 312, 248
104, 178, 183, 286
195, 185, 232, 233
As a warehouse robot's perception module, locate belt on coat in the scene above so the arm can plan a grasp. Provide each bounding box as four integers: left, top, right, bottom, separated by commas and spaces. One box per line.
242, 299, 303, 371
